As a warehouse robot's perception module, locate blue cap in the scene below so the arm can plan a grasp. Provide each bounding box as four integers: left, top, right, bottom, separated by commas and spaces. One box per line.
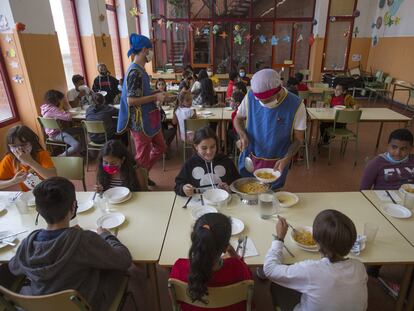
127, 34, 153, 57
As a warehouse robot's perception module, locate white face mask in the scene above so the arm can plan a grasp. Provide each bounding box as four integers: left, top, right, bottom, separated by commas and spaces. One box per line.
146, 50, 154, 62
207, 71, 213, 77
259, 97, 279, 109
117, 84, 122, 91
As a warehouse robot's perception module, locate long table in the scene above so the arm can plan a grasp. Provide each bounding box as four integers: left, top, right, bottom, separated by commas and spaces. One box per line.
0, 191, 175, 311
392, 81, 414, 107
306, 107, 411, 150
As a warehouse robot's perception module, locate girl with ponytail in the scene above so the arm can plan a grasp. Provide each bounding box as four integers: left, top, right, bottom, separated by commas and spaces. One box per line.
170, 213, 252, 310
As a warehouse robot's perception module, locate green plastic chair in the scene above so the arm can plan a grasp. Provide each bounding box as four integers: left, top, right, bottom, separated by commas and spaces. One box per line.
365, 70, 384, 88
325, 109, 362, 166
81, 120, 107, 171
366, 76, 393, 104
182, 119, 210, 162
37, 117, 68, 155
52, 156, 86, 191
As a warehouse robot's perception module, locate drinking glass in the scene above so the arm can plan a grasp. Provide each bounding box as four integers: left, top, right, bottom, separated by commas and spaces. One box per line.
259, 191, 279, 219
364, 223, 379, 243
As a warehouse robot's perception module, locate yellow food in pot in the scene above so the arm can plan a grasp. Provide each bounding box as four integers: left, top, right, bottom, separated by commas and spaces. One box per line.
238, 182, 267, 194
294, 230, 316, 247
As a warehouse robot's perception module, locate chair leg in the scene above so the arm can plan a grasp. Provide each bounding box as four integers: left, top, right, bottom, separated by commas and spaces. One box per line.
354, 138, 358, 166
86, 147, 90, 172
328, 140, 332, 165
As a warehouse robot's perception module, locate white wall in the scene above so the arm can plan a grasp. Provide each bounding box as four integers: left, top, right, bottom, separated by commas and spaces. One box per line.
76, 0, 109, 36
139, 0, 151, 37
354, 0, 377, 38
117, 0, 136, 38
0, 1, 14, 34
313, 0, 329, 37
76, 0, 93, 36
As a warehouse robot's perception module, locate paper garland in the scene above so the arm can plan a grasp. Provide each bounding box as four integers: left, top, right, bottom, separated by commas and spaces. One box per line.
259, 35, 267, 44
282, 35, 290, 43
296, 34, 303, 42
271, 35, 278, 45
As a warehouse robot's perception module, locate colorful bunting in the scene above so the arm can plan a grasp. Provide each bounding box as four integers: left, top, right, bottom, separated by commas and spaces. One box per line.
234, 34, 242, 45
296, 34, 303, 42
259, 35, 267, 44
212, 24, 219, 34
244, 34, 253, 41
271, 35, 278, 45
282, 35, 290, 43
219, 31, 228, 39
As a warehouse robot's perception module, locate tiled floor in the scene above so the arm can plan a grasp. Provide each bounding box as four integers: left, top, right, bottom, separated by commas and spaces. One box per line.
81, 99, 414, 310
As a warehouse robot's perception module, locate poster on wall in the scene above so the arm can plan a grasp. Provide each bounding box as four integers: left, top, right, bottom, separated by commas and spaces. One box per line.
352, 54, 361, 62
0, 15, 9, 32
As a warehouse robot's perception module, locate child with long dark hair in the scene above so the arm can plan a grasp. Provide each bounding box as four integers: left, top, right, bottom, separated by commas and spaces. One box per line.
96, 140, 147, 191
0, 125, 56, 191
192, 69, 216, 107
170, 213, 252, 309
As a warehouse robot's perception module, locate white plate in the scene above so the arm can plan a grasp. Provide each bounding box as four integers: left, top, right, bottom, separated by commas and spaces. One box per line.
190, 206, 217, 219
253, 168, 281, 183
109, 192, 132, 204
97, 212, 126, 229
200, 110, 213, 116
231, 217, 244, 236
104, 187, 131, 203
77, 200, 94, 213
0, 202, 6, 214
19, 191, 35, 207
334, 105, 346, 110
113, 104, 120, 109
161, 106, 172, 111
382, 203, 412, 219
0, 231, 17, 249
224, 107, 234, 111
275, 192, 299, 208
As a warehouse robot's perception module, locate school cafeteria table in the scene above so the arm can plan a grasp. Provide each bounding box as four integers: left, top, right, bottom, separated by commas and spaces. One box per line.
306, 107, 411, 150
392, 80, 414, 107
0, 191, 175, 311
159, 192, 414, 310
215, 86, 228, 104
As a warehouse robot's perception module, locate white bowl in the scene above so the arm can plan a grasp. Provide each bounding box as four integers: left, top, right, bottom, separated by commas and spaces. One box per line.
290, 226, 318, 250
190, 205, 217, 219
253, 168, 281, 184
203, 189, 230, 206
275, 192, 299, 208
103, 187, 131, 203
334, 105, 346, 110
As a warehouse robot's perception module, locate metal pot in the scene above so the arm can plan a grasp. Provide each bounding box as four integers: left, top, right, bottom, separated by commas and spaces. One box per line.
230, 177, 270, 205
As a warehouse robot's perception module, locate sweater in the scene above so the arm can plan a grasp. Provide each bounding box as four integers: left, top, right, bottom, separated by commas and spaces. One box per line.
86, 104, 118, 142
175, 153, 241, 196
9, 227, 132, 311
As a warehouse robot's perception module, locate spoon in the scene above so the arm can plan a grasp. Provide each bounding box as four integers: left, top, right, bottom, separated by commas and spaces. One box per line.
1, 241, 16, 247
245, 156, 254, 173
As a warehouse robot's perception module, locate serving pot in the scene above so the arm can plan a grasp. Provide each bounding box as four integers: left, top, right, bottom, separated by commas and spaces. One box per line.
230, 177, 270, 205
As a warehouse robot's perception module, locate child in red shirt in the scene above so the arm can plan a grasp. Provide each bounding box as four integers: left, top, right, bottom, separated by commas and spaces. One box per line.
170, 213, 252, 310
295, 72, 309, 92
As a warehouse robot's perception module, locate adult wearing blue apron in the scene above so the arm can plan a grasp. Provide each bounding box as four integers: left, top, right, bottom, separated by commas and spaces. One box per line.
233, 69, 306, 189
117, 34, 168, 185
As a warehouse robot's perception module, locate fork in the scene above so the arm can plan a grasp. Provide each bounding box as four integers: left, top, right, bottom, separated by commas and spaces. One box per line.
235, 236, 244, 254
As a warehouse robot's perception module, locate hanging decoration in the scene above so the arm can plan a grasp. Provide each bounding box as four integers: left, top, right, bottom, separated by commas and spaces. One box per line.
10, 61, 18, 69
308, 33, 315, 46
195, 27, 200, 36
129, 7, 142, 17
234, 25, 240, 32
296, 34, 303, 42
6, 48, 16, 58
203, 27, 210, 35
244, 34, 252, 41
212, 24, 219, 35
371, 22, 376, 29
15, 22, 25, 32
175, 24, 179, 32
255, 24, 261, 30
394, 16, 401, 25
4, 35, 12, 43
354, 9, 360, 17
354, 26, 360, 37
379, 0, 386, 8
219, 31, 228, 39
271, 35, 278, 45
260, 7, 274, 17
388, 0, 404, 16
276, 0, 287, 7
282, 35, 290, 43
259, 35, 267, 44
293, 23, 298, 30
372, 35, 379, 46
312, 19, 318, 26
330, 16, 336, 22
166, 20, 173, 30
0, 15, 9, 32
188, 24, 193, 32
157, 18, 165, 26
234, 34, 242, 45
376, 16, 383, 29
343, 28, 350, 38
12, 75, 23, 84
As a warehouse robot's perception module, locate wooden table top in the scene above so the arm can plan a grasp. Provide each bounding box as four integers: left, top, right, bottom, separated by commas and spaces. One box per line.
306, 107, 411, 122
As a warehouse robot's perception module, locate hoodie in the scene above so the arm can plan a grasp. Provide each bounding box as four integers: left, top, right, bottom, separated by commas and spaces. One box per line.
86, 104, 118, 143
175, 153, 241, 196
40, 103, 72, 137
9, 227, 132, 311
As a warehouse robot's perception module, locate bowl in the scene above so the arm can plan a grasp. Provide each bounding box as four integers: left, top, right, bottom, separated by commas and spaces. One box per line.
230, 177, 270, 205
190, 205, 217, 219
253, 168, 281, 183
275, 191, 299, 208
103, 187, 130, 203
333, 105, 346, 110
203, 189, 230, 207
290, 226, 318, 250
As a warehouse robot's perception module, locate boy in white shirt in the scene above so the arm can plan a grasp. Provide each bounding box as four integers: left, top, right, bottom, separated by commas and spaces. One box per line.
264, 210, 368, 311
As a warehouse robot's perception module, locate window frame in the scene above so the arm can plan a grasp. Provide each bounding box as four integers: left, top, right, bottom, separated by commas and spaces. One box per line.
0, 47, 19, 128
106, 0, 125, 77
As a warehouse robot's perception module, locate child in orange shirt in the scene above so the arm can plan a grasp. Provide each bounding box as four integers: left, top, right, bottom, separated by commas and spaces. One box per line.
0, 125, 56, 191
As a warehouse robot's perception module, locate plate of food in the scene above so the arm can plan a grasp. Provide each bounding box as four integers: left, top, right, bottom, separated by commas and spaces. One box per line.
253, 168, 281, 183
275, 192, 299, 208
290, 226, 318, 251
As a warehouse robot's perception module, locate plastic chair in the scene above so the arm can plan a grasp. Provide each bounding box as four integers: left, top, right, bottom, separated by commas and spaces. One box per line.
81, 120, 107, 171
0, 276, 130, 311
51, 157, 86, 191
37, 117, 68, 155
168, 278, 254, 311
182, 119, 209, 162
365, 70, 384, 88
325, 109, 362, 166
366, 76, 393, 104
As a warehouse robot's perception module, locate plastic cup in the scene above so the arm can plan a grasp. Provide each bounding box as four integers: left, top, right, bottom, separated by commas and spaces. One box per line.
15, 198, 30, 214
364, 223, 379, 243
259, 191, 279, 219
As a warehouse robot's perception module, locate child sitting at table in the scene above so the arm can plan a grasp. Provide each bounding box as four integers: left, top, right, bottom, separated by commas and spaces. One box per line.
179, 70, 194, 92
175, 126, 240, 197
294, 72, 309, 92
0, 125, 56, 191
286, 77, 299, 95
207, 66, 220, 86
226, 71, 238, 99
8, 177, 132, 311
326, 83, 357, 108
96, 139, 148, 192
192, 70, 216, 107
170, 213, 252, 310
264, 210, 368, 311
361, 128, 414, 190
173, 91, 196, 142
40, 89, 82, 156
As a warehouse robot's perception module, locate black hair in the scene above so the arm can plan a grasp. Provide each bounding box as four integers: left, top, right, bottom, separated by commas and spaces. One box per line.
388, 128, 414, 145
287, 77, 299, 87
7, 125, 44, 162
182, 70, 192, 79
156, 78, 166, 90
44, 89, 65, 107
188, 213, 232, 303
193, 126, 219, 148
197, 69, 208, 81
72, 74, 84, 85
233, 81, 247, 95
232, 90, 245, 104
313, 209, 357, 262
229, 71, 238, 82
294, 72, 304, 83
239, 67, 246, 72
91, 92, 105, 111
97, 140, 141, 191
34, 177, 76, 224
184, 65, 194, 72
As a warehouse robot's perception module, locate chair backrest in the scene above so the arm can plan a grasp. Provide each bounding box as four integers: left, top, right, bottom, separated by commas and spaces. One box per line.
314, 83, 329, 88
334, 109, 362, 125
349, 67, 361, 76
0, 285, 91, 311
384, 76, 393, 86
375, 70, 384, 82
168, 278, 254, 310
322, 91, 332, 102
81, 120, 106, 134
298, 91, 310, 100
37, 117, 62, 130
184, 119, 210, 134
51, 157, 84, 181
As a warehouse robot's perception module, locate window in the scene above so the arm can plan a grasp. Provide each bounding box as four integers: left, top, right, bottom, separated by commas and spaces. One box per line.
322, 0, 357, 72
150, 0, 316, 73
0, 50, 18, 126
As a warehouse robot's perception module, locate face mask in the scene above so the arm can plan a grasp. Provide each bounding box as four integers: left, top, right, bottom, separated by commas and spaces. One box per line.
259, 97, 279, 109
239, 72, 245, 78
385, 152, 409, 164
146, 50, 154, 62
103, 164, 120, 175
99, 70, 107, 76
207, 71, 213, 77
118, 84, 122, 91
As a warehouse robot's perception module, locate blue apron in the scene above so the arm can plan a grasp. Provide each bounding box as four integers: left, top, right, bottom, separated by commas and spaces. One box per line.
117, 63, 161, 137
238, 89, 301, 189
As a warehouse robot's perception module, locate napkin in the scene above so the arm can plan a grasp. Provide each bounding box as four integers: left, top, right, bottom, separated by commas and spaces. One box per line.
350, 234, 366, 256
231, 237, 259, 258
374, 190, 401, 203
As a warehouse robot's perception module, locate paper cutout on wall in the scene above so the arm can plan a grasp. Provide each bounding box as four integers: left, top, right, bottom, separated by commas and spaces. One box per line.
219, 31, 228, 39
309, 33, 315, 46
387, 0, 395, 5
330, 17, 336, 22
282, 35, 290, 43
0, 15, 9, 32
312, 19, 318, 26
394, 17, 401, 25
343, 28, 351, 37
157, 19, 164, 26
6, 48, 16, 58
354, 26, 360, 37
129, 7, 142, 17
212, 24, 219, 35
4, 35, 12, 43
372, 35, 379, 47
234, 25, 240, 32
276, 0, 287, 7
354, 9, 360, 17
296, 34, 303, 42
376, 16, 383, 29
234, 34, 242, 45
188, 24, 193, 32
260, 7, 274, 17
352, 54, 361, 62
175, 24, 179, 32
244, 34, 252, 41
12, 75, 23, 84
271, 35, 278, 45
166, 21, 173, 30
203, 28, 210, 35
259, 35, 267, 44
10, 61, 18, 68
195, 28, 200, 36
389, 0, 404, 16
